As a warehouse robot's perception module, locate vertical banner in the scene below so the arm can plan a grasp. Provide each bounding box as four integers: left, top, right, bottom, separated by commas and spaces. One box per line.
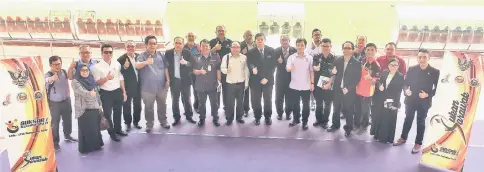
420, 52, 483, 172
0, 56, 57, 172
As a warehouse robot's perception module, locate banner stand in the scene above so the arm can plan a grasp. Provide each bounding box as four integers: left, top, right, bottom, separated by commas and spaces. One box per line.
419, 162, 455, 172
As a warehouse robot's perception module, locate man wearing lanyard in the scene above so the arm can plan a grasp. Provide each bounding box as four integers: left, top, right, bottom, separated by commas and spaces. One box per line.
193, 39, 222, 127
312, 38, 336, 129
118, 40, 142, 131
209, 25, 233, 111
286, 38, 315, 130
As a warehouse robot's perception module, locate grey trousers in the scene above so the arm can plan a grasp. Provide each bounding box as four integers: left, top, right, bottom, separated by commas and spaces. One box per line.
141, 87, 168, 128
48, 98, 72, 145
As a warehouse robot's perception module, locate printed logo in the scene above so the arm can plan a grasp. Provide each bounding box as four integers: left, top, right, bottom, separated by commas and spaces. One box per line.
441, 74, 450, 83
21, 150, 49, 169
455, 76, 464, 84
2, 94, 11, 106
470, 78, 480, 87
6, 119, 19, 133
8, 68, 29, 88
457, 58, 472, 71
34, 91, 43, 100
17, 92, 28, 102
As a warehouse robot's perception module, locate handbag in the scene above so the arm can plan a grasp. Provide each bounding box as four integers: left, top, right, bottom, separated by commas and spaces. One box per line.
99, 110, 109, 131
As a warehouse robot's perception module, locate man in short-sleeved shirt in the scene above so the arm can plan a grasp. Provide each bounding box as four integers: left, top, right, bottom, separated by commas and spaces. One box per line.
135, 36, 171, 132
193, 39, 222, 127
286, 38, 315, 131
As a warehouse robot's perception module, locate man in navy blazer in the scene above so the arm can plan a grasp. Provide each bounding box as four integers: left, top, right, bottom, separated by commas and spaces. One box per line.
165, 37, 197, 126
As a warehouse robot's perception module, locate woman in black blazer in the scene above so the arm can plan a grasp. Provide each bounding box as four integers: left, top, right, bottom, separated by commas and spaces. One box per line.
372, 58, 404, 143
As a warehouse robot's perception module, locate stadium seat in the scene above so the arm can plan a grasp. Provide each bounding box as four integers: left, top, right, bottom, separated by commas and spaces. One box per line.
406, 25, 420, 42
397, 25, 408, 42
461, 26, 473, 44
438, 26, 449, 43
449, 26, 463, 43
121, 19, 142, 42
7, 16, 31, 39
117, 19, 126, 38
97, 19, 106, 35
99, 19, 121, 41
426, 26, 440, 43
0, 16, 10, 38
154, 20, 163, 38
77, 18, 100, 41
50, 17, 74, 39
472, 27, 483, 44
144, 20, 155, 36
28, 17, 52, 39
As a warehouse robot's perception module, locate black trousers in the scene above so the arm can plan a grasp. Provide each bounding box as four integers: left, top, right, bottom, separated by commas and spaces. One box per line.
218, 74, 228, 110
48, 98, 72, 145
243, 88, 250, 113
250, 84, 273, 120
226, 82, 245, 121
354, 96, 371, 128
192, 75, 199, 111
331, 89, 356, 131
275, 79, 292, 116
123, 89, 142, 126
290, 89, 311, 123
100, 88, 123, 134
198, 90, 219, 121
400, 102, 429, 145
170, 78, 193, 120
313, 87, 333, 124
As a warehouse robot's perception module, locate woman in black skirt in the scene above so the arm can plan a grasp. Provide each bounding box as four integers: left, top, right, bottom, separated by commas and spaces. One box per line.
72, 64, 104, 153
372, 58, 404, 143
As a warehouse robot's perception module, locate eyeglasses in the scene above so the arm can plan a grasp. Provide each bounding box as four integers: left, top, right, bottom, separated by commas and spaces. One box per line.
343, 47, 352, 50
80, 51, 91, 54
80, 69, 89, 72
126, 45, 135, 48
389, 64, 399, 67
103, 51, 113, 54
51, 63, 61, 66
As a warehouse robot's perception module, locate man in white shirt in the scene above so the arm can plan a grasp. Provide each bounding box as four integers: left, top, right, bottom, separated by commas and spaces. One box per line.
221, 42, 249, 125
92, 44, 128, 142
305, 28, 322, 111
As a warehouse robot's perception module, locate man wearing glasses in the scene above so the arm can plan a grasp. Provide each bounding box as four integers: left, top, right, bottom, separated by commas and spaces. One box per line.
92, 44, 128, 142
45, 55, 77, 152
67, 45, 98, 80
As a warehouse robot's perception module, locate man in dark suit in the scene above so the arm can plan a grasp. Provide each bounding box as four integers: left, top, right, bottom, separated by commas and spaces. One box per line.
240, 30, 254, 117
118, 40, 142, 131
165, 36, 197, 126
327, 41, 362, 137
210, 25, 233, 111
393, 48, 440, 154
274, 35, 296, 121
247, 33, 276, 125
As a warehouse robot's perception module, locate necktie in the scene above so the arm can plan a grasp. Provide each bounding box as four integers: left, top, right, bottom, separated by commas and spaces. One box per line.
283, 49, 287, 58
260, 49, 264, 59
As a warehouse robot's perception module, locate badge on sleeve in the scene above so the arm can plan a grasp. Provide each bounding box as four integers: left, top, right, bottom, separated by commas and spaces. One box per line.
208, 65, 212, 71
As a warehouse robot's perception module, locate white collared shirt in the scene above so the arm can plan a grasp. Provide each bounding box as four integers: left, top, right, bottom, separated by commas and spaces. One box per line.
305, 42, 321, 56
221, 53, 249, 87
92, 59, 124, 91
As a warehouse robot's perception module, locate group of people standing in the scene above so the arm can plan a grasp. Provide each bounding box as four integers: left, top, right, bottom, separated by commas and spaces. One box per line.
44, 25, 439, 155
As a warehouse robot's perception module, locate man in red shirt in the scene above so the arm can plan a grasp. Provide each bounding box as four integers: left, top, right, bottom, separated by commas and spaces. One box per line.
355, 43, 381, 134
377, 42, 407, 75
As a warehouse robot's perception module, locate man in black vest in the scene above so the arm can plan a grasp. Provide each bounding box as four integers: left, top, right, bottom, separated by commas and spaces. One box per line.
247, 33, 276, 125
118, 40, 142, 131
209, 25, 233, 111
166, 37, 197, 126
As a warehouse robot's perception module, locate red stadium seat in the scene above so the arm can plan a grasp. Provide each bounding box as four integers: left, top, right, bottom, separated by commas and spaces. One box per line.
438, 31, 449, 43
77, 18, 99, 40
471, 31, 483, 44
144, 20, 155, 36
154, 20, 163, 38
97, 19, 106, 35
135, 20, 143, 36
0, 16, 11, 38
449, 31, 462, 43
99, 19, 121, 41
77, 18, 87, 35
50, 17, 74, 39
121, 19, 142, 42
28, 17, 52, 39
461, 29, 473, 44
6, 16, 31, 39
117, 19, 126, 37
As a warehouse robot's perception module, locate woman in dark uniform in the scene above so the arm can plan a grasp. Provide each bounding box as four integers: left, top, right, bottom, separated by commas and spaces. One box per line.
372, 58, 404, 143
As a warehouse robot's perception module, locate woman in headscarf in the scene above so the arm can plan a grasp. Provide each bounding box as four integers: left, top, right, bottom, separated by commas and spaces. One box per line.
371, 58, 404, 143
72, 64, 104, 153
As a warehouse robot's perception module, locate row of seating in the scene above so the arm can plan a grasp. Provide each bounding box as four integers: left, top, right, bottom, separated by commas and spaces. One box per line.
0, 16, 164, 42
397, 25, 484, 50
